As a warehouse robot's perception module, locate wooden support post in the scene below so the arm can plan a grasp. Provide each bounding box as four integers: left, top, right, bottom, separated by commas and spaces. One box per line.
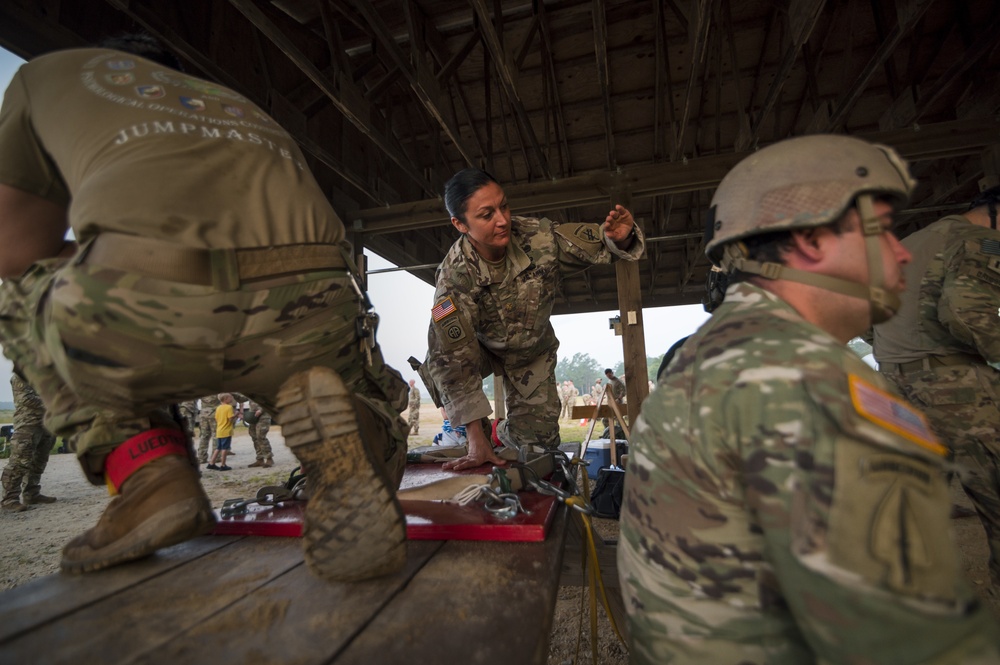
612, 187, 649, 422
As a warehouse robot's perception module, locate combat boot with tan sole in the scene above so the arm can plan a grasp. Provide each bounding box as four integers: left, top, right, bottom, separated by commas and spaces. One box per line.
276, 367, 406, 582
61, 450, 215, 574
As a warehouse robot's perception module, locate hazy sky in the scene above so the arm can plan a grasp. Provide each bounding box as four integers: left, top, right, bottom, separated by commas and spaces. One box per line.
0, 48, 711, 403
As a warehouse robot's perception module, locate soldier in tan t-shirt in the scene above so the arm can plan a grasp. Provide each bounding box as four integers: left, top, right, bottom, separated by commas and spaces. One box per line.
0, 36, 409, 583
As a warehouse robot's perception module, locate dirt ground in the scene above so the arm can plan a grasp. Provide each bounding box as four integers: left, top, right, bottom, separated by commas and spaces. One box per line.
1, 403, 997, 664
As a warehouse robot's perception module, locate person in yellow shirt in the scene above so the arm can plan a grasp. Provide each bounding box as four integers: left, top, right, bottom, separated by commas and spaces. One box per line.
207, 394, 237, 471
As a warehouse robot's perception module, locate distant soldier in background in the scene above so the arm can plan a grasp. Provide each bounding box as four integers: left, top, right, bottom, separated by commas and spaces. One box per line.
245, 401, 273, 468
407, 379, 421, 436
560, 380, 578, 421
196, 392, 247, 464
177, 400, 198, 438
590, 378, 603, 405
873, 185, 1000, 584
1, 372, 57, 511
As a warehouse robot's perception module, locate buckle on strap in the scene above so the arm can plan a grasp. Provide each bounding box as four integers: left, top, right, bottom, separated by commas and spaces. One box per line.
104, 428, 189, 495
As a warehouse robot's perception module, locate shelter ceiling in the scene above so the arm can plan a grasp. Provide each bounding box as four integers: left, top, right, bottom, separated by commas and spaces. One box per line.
1, 0, 998, 313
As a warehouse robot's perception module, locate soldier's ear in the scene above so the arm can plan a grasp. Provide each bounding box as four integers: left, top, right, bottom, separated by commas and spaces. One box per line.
451, 216, 468, 234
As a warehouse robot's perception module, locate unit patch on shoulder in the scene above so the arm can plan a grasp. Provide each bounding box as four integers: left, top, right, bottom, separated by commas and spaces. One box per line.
432, 297, 458, 322
437, 315, 467, 346
572, 224, 602, 244
848, 374, 947, 457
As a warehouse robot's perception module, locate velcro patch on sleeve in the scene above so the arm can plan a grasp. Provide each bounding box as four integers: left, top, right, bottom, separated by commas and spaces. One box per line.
848, 374, 946, 457
554, 223, 604, 256
980, 238, 1000, 256
436, 314, 467, 346
432, 296, 458, 322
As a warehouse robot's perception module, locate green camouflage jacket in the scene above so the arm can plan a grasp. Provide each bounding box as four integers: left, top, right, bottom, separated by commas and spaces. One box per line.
425, 215, 643, 426
874, 215, 1000, 365
619, 281, 999, 664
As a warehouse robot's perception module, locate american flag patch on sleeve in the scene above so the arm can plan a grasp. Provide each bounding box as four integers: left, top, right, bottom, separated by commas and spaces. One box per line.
848, 374, 947, 456
432, 297, 457, 322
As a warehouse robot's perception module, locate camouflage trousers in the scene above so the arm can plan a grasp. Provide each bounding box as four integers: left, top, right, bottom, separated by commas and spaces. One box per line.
560, 398, 573, 420
249, 416, 273, 461
0, 254, 409, 486
883, 364, 1000, 580
407, 406, 420, 435
196, 409, 217, 463
490, 370, 561, 450
415, 351, 561, 449
1, 423, 55, 502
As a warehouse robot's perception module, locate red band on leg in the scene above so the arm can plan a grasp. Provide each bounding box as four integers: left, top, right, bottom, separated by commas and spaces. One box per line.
104, 428, 189, 494
491, 419, 504, 448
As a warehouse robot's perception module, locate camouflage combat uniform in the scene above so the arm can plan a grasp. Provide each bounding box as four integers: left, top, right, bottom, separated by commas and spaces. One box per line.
422, 215, 643, 449
246, 401, 273, 464
0, 48, 409, 487
608, 375, 626, 403
619, 282, 1000, 664
1, 374, 56, 507
407, 385, 420, 435
873, 215, 1000, 582
177, 400, 198, 439
196, 393, 248, 464
560, 383, 578, 421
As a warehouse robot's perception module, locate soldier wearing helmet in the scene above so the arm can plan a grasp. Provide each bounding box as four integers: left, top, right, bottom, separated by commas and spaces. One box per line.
619, 135, 1000, 664
873, 185, 1000, 588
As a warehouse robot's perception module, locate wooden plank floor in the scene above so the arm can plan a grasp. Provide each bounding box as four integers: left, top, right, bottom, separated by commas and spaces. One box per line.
0, 508, 569, 665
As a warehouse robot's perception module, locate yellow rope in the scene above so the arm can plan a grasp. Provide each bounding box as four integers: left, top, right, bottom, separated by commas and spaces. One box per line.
565, 495, 628, 650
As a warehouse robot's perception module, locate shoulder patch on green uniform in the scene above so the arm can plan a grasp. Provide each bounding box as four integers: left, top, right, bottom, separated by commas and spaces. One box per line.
848, 374, 946, 457
436, 314, 467, 346
980, 238, 1000, 256
555, 222, 602, 247
432, 296, 458, 322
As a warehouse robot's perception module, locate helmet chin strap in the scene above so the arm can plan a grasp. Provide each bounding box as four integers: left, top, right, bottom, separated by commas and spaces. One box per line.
720, 194, 900, 324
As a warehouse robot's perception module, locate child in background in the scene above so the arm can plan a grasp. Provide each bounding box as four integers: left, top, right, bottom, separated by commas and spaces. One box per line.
207, 393, 237, 471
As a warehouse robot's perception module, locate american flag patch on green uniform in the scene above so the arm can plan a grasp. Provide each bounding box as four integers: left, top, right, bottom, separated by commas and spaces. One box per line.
981, 239, 1000, 256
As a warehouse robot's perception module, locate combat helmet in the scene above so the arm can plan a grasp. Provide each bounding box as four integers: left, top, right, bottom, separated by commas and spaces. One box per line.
705, 134, 915, 323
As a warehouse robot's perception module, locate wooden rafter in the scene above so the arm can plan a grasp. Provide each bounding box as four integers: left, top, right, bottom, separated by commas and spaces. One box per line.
227, 0, 436, 194
737, 0, 824, 150
592, 0, 615, 169
823, 0, 934, 130
353, 117, 1000, 233
342, 0, 477, 166
469, 0, 552, 178
673, 0, 719, 160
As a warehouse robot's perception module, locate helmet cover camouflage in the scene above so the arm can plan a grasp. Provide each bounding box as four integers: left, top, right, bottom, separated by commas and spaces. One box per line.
706, 134, 915, 262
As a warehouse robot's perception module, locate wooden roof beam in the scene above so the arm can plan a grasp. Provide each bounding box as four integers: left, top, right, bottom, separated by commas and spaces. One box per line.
343, 0, 479, 166
353, 116, 1000, 234
228, 0, 436, 195
823, 0, 934, 130
737, 0, 824, 150
469, 0, 552, 178
592, 0, 616, 170
536, 1, 571, 176
673, 0, 719, 160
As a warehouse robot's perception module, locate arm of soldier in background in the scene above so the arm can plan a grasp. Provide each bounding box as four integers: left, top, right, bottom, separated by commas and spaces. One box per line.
0, 184, 74, 278
937, 237, 1000, 366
